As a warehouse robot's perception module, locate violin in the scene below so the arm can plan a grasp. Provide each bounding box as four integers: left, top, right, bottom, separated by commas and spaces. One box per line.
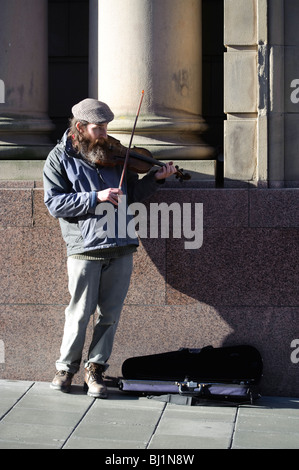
95, 91, 191, 187
97, 135, 191, 183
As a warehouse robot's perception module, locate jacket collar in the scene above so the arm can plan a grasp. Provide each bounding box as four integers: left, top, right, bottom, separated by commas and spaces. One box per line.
60, 129, 79, 158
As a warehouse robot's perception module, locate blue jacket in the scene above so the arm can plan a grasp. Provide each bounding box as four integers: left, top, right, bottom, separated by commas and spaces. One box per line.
43, 131, 162, 256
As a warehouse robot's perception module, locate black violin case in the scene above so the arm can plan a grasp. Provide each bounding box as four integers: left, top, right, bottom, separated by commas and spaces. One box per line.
119, 345, 263, 405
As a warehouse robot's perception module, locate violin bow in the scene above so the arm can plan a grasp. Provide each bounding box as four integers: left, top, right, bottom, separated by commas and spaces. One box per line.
118, 90, 145, 190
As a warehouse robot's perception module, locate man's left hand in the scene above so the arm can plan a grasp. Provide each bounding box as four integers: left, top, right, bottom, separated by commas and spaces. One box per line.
155, 162, 177, 180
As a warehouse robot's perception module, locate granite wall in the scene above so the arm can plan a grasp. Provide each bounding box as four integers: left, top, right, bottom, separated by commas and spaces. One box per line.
0, 182, 299, 397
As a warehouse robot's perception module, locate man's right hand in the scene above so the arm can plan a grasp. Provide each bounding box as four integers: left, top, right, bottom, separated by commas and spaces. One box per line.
96, 188, 123, 206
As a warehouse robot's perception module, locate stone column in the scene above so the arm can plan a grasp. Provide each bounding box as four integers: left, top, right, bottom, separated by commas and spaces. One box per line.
89, 0, 213, 163
0, 0, 53, 159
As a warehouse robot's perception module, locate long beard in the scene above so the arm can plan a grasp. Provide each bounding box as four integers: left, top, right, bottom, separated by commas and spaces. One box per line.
75, 136, 109, 165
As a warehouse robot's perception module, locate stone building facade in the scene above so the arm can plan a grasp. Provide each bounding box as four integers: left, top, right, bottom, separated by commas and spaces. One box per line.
0, 0, 299, 397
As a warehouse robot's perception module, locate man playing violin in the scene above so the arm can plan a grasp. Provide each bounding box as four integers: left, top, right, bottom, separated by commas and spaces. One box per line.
43, 98, 176, 398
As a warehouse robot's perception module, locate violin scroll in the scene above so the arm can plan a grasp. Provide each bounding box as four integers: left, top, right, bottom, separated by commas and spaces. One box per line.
174, 165, 191, 182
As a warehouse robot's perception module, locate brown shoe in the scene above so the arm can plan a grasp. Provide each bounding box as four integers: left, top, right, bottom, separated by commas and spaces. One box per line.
84, 363, 108, 399
50, 370, 73, 393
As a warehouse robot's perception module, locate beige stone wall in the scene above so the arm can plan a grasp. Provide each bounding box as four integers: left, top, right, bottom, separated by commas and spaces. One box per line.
224, 0, 299, 187
224, 0, 268, 186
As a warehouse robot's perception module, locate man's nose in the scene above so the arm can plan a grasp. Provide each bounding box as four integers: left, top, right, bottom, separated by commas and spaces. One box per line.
100, 128, 108, 139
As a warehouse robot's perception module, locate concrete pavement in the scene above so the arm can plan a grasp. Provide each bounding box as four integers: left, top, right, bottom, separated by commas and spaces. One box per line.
0, 379, 298, 450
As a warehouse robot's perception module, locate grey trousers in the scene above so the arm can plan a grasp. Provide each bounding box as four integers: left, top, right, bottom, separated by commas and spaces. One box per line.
56, 254, 133, 374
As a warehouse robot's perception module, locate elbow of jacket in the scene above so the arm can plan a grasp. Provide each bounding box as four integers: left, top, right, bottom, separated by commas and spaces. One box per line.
46, 206, 59, 218
44, 199, 60, 218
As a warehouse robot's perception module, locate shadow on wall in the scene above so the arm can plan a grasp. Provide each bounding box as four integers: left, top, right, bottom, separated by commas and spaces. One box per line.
115, 187, 299, 397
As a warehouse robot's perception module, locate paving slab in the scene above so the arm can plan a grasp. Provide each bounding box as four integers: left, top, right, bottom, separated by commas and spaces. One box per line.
148, 404, 237, 449
232, 396, 299, 449
65, 390, 165, 449
0, 380, 94, 449
0, 380, 299, 450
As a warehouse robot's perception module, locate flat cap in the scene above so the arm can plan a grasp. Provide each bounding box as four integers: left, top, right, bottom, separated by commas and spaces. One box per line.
72, 98, 114, 124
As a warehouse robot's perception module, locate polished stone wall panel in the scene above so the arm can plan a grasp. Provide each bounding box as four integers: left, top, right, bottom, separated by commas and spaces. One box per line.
0, 189, 33, 228
1, 185, 299, 397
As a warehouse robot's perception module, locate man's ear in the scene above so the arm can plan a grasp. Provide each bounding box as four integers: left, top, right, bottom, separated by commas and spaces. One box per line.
76, 122, 82, 133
